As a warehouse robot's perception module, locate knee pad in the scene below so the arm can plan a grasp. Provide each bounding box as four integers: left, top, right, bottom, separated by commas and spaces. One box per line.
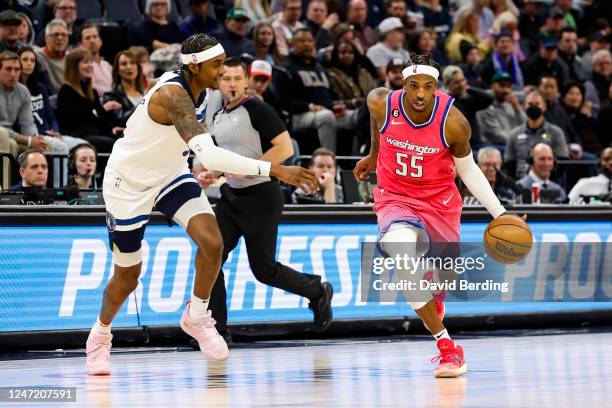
112, 247, 143, 267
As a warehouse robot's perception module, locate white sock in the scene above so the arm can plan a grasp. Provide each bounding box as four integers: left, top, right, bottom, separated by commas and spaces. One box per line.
433, 329, 451, 342
93, 317, 111, 335
189, 293, 209, 321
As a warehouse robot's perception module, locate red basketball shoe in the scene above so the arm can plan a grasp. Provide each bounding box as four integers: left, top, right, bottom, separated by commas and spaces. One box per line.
431, 338, 467, 378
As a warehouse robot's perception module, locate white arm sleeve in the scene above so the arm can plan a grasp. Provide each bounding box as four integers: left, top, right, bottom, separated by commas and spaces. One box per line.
453, 154, 506, 218
188, 133, 271, 176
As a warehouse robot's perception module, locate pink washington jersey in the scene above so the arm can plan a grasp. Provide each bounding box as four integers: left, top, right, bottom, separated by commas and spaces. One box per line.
374, 89, 463, 242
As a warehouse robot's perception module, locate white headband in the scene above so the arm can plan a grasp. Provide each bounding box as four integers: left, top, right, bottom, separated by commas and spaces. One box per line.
180, 43, 225, 65
402, 64, 439, 81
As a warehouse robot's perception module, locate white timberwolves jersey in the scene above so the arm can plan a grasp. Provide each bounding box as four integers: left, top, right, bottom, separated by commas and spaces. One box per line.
105, 71, 209, 187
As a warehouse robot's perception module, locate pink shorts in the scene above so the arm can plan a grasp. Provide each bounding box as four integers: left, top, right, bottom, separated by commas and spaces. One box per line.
373, 186, 462, 243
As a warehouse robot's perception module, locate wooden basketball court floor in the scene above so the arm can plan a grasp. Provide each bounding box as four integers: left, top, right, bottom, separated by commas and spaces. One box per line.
0, 330, 610, 407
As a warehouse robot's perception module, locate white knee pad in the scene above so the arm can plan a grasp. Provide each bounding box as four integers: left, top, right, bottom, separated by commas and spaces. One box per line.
378, 223, 432, 310
113, 248, 142, 267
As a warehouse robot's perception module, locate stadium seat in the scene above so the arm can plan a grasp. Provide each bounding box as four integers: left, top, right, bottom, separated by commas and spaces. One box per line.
75, 0, 104, 20
102, 0, 143, 23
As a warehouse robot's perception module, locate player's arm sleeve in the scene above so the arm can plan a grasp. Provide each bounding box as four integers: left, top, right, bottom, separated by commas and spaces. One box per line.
245, 99, 286, 142
453, 154, 506, 219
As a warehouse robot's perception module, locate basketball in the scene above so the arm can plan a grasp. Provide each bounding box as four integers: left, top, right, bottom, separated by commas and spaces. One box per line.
483, 215, 533, 264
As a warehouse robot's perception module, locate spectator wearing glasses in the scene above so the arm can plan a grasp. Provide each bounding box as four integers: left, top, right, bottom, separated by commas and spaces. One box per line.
34, 19, 69, 94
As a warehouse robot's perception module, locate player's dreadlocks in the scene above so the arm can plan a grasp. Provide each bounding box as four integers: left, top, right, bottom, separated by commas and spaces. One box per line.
404, 52, 440, 73
180, 34, 219, 76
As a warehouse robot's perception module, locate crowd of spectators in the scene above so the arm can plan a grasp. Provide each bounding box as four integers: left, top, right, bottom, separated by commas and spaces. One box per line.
0, 0, 610, 204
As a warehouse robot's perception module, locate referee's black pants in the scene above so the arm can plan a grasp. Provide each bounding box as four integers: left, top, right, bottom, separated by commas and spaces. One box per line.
209, 180, 323, 334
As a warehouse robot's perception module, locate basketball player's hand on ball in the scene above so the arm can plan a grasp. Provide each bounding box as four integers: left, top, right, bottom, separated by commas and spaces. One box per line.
353, 155, 377, 181
271, 165, 319, 195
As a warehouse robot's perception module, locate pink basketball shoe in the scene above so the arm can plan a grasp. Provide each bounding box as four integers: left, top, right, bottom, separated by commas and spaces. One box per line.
180, 302, 229, 360
431, 338, 467, 378
85, 331, 112, 375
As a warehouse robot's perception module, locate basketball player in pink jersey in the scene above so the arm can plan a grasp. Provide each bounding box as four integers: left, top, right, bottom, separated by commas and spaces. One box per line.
354, 54, 514, 378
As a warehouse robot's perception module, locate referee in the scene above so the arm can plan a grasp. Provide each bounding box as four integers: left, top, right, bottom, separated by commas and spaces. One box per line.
200, 58, 333, 341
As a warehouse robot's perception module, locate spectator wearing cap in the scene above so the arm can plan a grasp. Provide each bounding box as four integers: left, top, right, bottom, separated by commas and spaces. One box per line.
34, 19, 69, 95
517, 143, 566, 202
210, 7, 255, 57
0, 10, 23, 52
346, 0, 376, 52
540, 6, 565, 41
478, 30, 523, 88
246, 59, 279, 110
445, 7, 490, 63
557, 27, 585, 83
477, 71, 526, 145
454, 0, 495, 39
0, 0, 34, 26
584, 49, 611, 117
385, 58, 404, 90
460, 41, 487, 88
442, 65, 493, 146
178, 0, 218, 38
365, 17, 411, 82
581, 31, 610, 78
271, 0, 305, 57
420, 0, 452, 45
129, 0, 186, 50
302, 0, 337, 50
518, 0, 545, 56
523, 36, 569, 86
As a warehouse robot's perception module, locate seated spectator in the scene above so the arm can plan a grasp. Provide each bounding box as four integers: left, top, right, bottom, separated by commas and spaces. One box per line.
34, 19, 69, 94
538, 74, 579, 145
478, 30, 523, 88
236, 0, 272, 26
302, 0, 337, 50
0, 126, 17, 158
455, 0, 495, 38
252, 22, 283, 65
56, 48, 118, 152
366, 17, 411, 82
409, 27, 448, 67
345, 0, 376, 52
445, 7, 490, 64
210, 7, 255, 57
9, 149, 47, 190
0, 0, 34, 25
78, 24, 112, 96
18, 47, 85, 148
420, 0, 452, 45
557, 27, 585, 83
460, 42, 487, 88
0, 10, 24, 52
539, 6, 565, 40
477, 146, 516, 202
518, 0, 544, 56
102, 50, 145, 128
130, 0, 186, 50
0, 50, 68, 154
584, 49, 611, 117
490, 0, 519, 17
553, 0, 579, 32
292, 147, 343, 203
271, 0, 305, 57
275, 28, 346, 152
442, 65, 493, 146
517, 143, 567, 202
328, 40, 375, 113
16, 12, 34, 46
385, 57, 405, 91
486, 11, 524, 61
581, 31, 610, 78
560, 81, 602, 156
64, 143, 97, 190
476, 71, 525, 145
523, 37, 569, 87
246, 59, 279, 108
597, 81, 612, 151
44, 0, 81, 48
568, 147, 612, 204
128, 46, 155, 87
178, 0, 218, 38
505, 90, 568, 179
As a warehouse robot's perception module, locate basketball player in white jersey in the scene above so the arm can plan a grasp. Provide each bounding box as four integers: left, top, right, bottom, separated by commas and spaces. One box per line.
85, 34, 319, 375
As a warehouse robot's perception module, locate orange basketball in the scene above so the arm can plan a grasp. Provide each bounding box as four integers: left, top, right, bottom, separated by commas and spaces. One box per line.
483, 215, 533, 264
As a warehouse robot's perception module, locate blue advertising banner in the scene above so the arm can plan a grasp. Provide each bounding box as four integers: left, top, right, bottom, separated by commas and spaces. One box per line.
0, 221, 610, 332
